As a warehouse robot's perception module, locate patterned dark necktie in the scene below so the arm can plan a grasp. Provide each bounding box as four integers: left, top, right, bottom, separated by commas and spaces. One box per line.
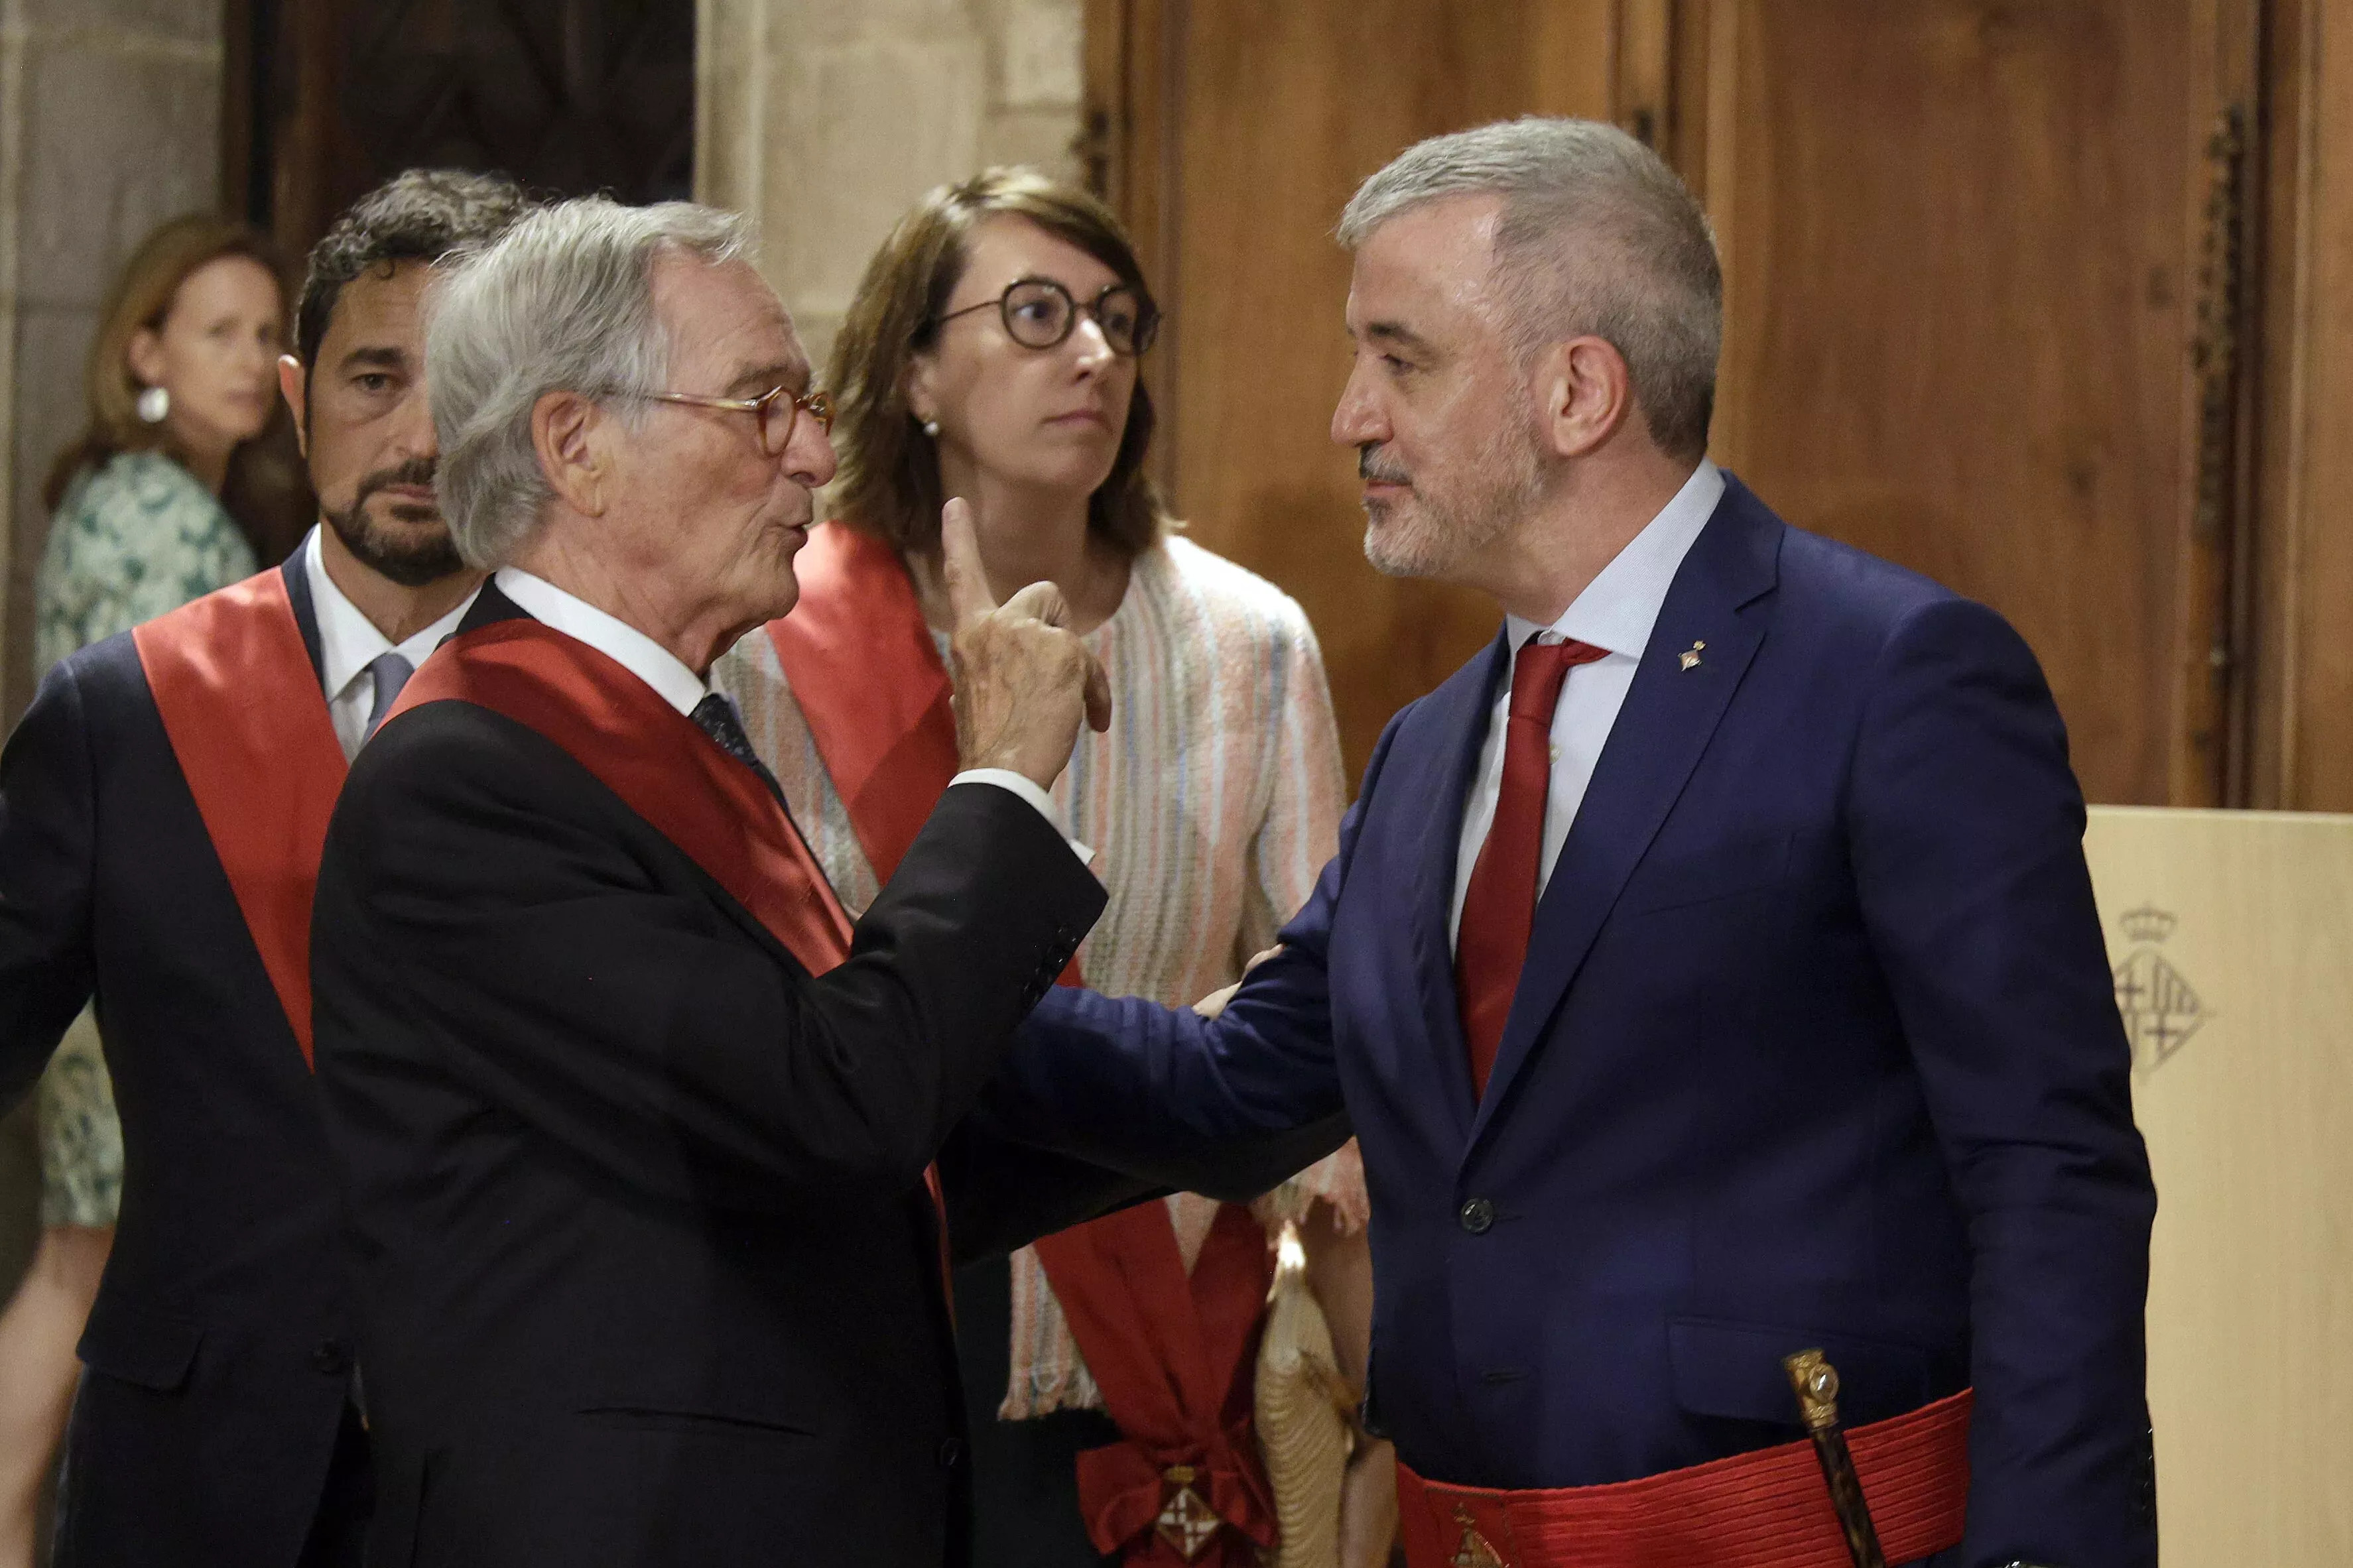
690, 692, 789, 807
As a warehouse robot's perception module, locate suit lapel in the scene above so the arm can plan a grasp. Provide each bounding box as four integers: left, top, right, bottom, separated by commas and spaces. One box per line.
279, 540, 326, 686
1467, 478, 1785, 1148
1403, 631, 1511, 1142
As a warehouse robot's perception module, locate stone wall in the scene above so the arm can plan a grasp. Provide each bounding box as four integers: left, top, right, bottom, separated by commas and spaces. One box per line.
0, 0, 223, 1297
0, 0, 226, 720
696, 0, 1086, 379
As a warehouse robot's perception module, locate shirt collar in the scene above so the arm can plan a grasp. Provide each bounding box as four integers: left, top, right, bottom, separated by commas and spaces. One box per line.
1503, 459, 1726, 658
492, 566, 710, 717
304, 526, 477, 701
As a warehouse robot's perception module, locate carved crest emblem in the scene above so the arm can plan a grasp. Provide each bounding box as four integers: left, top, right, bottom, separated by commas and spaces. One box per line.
1450, 1504, 1508, 1568
2112, 905, 2208, 1075
1154, 1465, 1220, 1561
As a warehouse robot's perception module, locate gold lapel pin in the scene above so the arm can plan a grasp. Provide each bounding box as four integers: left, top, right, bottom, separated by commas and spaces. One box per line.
1679, 640, 1706, 672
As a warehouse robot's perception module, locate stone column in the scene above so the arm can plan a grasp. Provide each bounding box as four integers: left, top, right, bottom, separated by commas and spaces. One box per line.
0, 0, 223, 1309
0, 0, 227, 721
695, 0, 1084, 378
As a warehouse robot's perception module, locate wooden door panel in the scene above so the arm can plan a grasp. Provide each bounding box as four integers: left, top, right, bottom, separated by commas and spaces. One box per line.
1692, 0, 2238, 804
1140, 0, 1621, 779
1094, 0, 2259, 802
233, 0, 694, 270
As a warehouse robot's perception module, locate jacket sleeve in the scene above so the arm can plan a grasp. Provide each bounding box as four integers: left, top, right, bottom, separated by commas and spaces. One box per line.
1846, 595, 2158, 1568
975, 713, 1409, 1182
938, 1103, 1356, 1264
312, 704, 1104, 1213
0, 659, 101, 1111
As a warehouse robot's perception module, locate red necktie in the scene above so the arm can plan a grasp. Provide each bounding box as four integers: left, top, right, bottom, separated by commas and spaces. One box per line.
1456, 636, 1608, 1097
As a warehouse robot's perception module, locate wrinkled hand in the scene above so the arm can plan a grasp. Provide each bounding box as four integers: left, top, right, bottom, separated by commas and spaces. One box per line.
1191, 944, 1283, 1020
942, 498, 1112, 790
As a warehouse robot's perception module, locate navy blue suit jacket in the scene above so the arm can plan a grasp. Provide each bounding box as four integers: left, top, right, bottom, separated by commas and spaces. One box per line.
992, 475, 2157, 1567
0, 558, 363, 1566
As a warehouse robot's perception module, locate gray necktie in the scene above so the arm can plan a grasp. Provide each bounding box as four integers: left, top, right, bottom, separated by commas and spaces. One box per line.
362, 652, 414, 741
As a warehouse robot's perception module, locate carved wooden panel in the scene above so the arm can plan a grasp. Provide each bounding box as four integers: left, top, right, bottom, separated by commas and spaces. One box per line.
1685, 0, 2259, 807
1087, 0, 2326, 804
1084, 0, 1631, 781
232, 0, 693, 265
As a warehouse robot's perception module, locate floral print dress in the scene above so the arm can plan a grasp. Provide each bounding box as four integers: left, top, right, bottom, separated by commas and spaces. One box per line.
32, 450, 256, 1228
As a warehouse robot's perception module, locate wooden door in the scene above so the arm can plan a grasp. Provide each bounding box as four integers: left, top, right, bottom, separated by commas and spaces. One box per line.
1086, 0, 1657, 779
225, 0, 696, 273
1087, 0, 2275, 802
1680, 0, 2259, 806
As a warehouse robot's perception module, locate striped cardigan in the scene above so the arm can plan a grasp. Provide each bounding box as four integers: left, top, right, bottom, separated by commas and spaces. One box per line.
714, 532, 1368, 1416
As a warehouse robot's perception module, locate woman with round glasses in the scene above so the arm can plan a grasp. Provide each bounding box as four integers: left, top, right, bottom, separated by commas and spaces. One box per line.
713, 168, 1387, 1567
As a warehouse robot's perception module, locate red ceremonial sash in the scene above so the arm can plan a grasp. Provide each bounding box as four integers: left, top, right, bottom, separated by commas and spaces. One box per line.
132, 570, 348, 1065
1039, 1203, 1279, 1565
769, 523, 1276, 1562
765, 523, 962, 890
1395, 1389, 1972, 1568
389, 617, 854, 975
390, 619, 966, 1282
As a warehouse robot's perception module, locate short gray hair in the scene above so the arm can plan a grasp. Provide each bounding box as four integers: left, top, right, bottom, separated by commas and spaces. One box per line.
1338, 117, 1721, 460
426, 197, 756, 568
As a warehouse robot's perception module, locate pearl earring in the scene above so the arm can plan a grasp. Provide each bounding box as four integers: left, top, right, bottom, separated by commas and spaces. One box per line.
921, 418, 940, 438
136, 385, 170, 424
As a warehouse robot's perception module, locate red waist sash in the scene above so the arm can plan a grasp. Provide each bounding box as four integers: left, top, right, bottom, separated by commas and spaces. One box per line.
132, 568, 348, 1065
1397, 1389, 1972, 1568
769, 522, 1277, 1562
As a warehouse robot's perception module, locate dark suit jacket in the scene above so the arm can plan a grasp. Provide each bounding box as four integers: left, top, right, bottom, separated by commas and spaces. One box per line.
0, 558, 363, 1567
309, 591, 1113, 1567
989, 475, 2159, 1567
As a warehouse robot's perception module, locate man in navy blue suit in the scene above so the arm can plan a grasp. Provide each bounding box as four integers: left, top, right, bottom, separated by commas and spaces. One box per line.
989, 119, 2155, 1567
0, 170, 525, 1566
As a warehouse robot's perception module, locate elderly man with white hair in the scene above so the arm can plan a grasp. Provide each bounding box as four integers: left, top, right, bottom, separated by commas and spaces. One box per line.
307, 196, 1190, 1565
987, 117, 2157, 1568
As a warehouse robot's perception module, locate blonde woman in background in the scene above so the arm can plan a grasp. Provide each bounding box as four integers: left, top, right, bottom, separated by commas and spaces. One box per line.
714, 168, 1395, 1566
0, 214, 291, 1565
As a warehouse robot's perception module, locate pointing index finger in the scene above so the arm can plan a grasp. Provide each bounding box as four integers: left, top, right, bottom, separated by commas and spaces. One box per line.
939, 499, 998, 630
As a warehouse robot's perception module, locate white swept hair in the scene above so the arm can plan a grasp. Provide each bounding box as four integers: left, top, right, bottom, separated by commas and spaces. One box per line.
424, 196, 756, 568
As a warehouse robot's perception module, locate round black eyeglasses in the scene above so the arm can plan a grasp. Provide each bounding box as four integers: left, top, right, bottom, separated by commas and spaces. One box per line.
932, 278, 1159, 357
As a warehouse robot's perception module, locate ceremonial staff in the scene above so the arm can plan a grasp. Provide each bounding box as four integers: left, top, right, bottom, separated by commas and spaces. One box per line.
1783, 1349, 1887, 1568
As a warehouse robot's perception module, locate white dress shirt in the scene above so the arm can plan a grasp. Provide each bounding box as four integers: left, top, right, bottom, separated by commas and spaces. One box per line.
495, 568, 1076, 846
1448, 459, 1726, 950
494, 567, 710, 716
306, 527, 479, 762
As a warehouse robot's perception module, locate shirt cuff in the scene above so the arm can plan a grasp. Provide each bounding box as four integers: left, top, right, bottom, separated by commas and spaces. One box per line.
950, 768, 1097, 867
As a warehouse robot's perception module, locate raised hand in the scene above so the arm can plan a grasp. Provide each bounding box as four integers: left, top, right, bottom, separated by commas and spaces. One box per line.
940, 498, 1113, 790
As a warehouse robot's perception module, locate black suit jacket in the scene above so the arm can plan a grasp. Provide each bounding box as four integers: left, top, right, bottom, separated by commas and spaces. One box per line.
0, 558, 362, 1567
310, 592, 1117, 1567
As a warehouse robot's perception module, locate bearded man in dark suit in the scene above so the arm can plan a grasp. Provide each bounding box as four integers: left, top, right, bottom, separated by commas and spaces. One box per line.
0, 168, 525, 1567
986, 119, 2157, 1568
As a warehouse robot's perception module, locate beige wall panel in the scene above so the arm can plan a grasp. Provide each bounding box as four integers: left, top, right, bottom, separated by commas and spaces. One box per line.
2082, 805, 2353, 1563
698, 0, 1084, 386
